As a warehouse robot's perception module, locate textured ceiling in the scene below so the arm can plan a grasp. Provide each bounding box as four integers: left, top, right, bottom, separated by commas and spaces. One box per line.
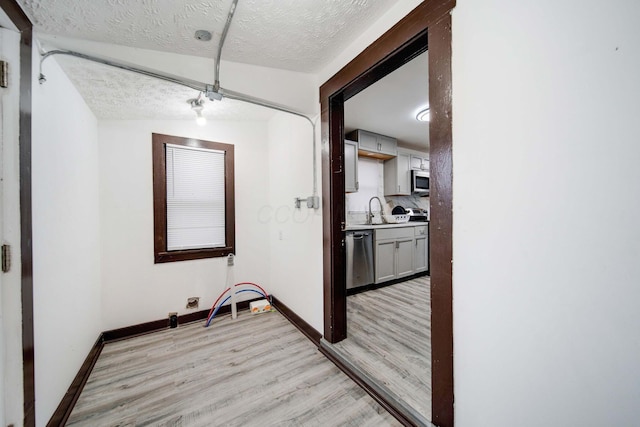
52, 55, 275, 121
19, 0, 398, 73
20, 0, 400, 121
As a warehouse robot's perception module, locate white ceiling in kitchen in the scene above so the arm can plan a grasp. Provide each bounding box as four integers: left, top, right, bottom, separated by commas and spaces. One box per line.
345, 51, 429, 151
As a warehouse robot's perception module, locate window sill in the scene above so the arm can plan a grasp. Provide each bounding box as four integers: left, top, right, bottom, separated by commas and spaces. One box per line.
154, 247, 234, 263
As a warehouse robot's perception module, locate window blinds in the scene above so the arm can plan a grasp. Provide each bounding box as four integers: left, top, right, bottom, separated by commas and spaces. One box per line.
165, 144, 226, 251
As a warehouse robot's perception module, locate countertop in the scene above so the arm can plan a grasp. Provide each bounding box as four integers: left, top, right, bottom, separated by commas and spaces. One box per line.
345, 221, 429, 231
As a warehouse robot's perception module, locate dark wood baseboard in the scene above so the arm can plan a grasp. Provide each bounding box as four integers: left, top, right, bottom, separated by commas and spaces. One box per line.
46, 335, 105, 427
271, 296, 322, 346
102, 309, 208, 342
272, 295, 423, 426
48, 299, 262, 425
318, 344, 417, 427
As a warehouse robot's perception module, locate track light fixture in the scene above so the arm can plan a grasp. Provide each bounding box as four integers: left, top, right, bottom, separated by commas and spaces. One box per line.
188, 96, 206, 126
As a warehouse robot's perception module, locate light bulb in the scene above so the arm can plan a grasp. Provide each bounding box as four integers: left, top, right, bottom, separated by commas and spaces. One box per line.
196, 111, 206, 126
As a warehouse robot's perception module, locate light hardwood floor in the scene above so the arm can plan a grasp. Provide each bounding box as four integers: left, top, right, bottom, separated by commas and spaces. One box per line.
66, 310, 401, 426
332, 276, 431, 421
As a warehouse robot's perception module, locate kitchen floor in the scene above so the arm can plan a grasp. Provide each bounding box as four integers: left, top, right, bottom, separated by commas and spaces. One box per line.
66, 310, 401, 426
332, 276, 431, 421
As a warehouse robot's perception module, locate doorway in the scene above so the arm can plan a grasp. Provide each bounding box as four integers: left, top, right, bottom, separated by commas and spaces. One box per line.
319, 2, 454, 426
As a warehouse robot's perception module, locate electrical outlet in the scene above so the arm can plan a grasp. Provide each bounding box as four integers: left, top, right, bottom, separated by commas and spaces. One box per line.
168, 312, 178, 328
186, 297, 199, 309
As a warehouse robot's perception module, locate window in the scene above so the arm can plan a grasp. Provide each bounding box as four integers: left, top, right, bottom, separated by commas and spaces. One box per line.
152, 133, 235, 263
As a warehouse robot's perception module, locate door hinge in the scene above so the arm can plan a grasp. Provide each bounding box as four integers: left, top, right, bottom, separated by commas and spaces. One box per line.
0, 61, 8, 88
1, 244, 10, 273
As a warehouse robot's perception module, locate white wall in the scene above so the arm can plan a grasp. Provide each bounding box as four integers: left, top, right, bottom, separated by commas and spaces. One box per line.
32, 54, 102, 426
345, 157, 383, 221
452, 0, 640, 426
98, 120, 271, 330
266, 113, 323, 332
0, 27, 23, 427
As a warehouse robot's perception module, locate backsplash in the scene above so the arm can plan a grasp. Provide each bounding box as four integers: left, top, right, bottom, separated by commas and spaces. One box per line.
345, 156, 430, 225
386, 195, 429, 212
347, 194, 430, 225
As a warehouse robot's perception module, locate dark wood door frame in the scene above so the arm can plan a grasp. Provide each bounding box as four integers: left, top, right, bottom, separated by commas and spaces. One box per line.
0, 0, 35, 426
320, 1, 454, 426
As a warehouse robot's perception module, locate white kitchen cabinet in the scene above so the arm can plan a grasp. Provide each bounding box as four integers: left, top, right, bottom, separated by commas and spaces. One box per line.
346, 129, 397, 159
374, 240, 396, 283
374, 227, 415, 283
344, 140, 358, 193
355, 131, 379, 152
410, 154, 429, 171
396, 238, 415, 278
378, 135, 398, 155
383, 153, 411, 196
414, 225, 429, 273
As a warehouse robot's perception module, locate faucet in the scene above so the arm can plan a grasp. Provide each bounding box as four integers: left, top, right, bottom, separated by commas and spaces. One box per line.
368, 196, 384, 224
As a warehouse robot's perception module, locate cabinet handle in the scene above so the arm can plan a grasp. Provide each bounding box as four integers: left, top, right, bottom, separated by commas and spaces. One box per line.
398, 185, 400, 192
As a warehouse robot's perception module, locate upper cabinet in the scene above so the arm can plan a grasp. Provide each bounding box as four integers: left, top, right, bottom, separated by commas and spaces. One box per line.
383, 153, 411, 196
344, 139, 358, 193
384, 149, 429, 196
410, 154, 429, 171
346, 129, 397, 160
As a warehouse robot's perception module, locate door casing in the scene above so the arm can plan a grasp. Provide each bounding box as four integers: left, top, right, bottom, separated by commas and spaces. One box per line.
319, 1, 454, 425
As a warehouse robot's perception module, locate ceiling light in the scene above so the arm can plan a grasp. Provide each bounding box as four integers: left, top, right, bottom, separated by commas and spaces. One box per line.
188, 97, 207, 126
416, 107, 430, 122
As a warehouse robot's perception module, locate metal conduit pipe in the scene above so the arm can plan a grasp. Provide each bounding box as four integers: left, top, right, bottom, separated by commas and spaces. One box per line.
220, 87, 319, 207
38, 49, 319, 209
212, 0, 318, 207
214, 0, 239, 92
39, 50, 206, 92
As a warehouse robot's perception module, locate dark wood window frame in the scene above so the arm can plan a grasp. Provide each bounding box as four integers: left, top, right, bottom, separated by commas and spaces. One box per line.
320, 1, 454, 426
152, 133, 235, 263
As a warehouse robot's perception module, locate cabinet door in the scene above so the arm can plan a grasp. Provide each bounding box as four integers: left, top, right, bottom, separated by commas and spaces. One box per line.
378, 135, 398, 156
357, 131, 379, 152
410, 155, 423, 170
383, 153, 411, 196
375, 240, 396, 283
397, 153, 411, 195
410, 155, 429, 171
344, 140, 358, 193
414, 236, 428, 273
396, 238, 414, 278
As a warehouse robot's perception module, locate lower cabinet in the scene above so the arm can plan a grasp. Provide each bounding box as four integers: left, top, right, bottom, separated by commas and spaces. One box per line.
374, 227, 416, 283
374, 225, 429, 284
375, 240, 396, 283
396, 238, 414, 278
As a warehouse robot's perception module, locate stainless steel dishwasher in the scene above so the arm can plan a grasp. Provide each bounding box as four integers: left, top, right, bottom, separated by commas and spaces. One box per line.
345, 230, 374, 289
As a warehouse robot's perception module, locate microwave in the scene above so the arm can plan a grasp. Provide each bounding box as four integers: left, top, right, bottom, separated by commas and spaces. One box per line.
411, 170, 430, 194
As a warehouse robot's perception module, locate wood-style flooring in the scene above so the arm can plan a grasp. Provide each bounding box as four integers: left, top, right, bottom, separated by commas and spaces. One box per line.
332, 276, 431, 421
66, 310, 401, 426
